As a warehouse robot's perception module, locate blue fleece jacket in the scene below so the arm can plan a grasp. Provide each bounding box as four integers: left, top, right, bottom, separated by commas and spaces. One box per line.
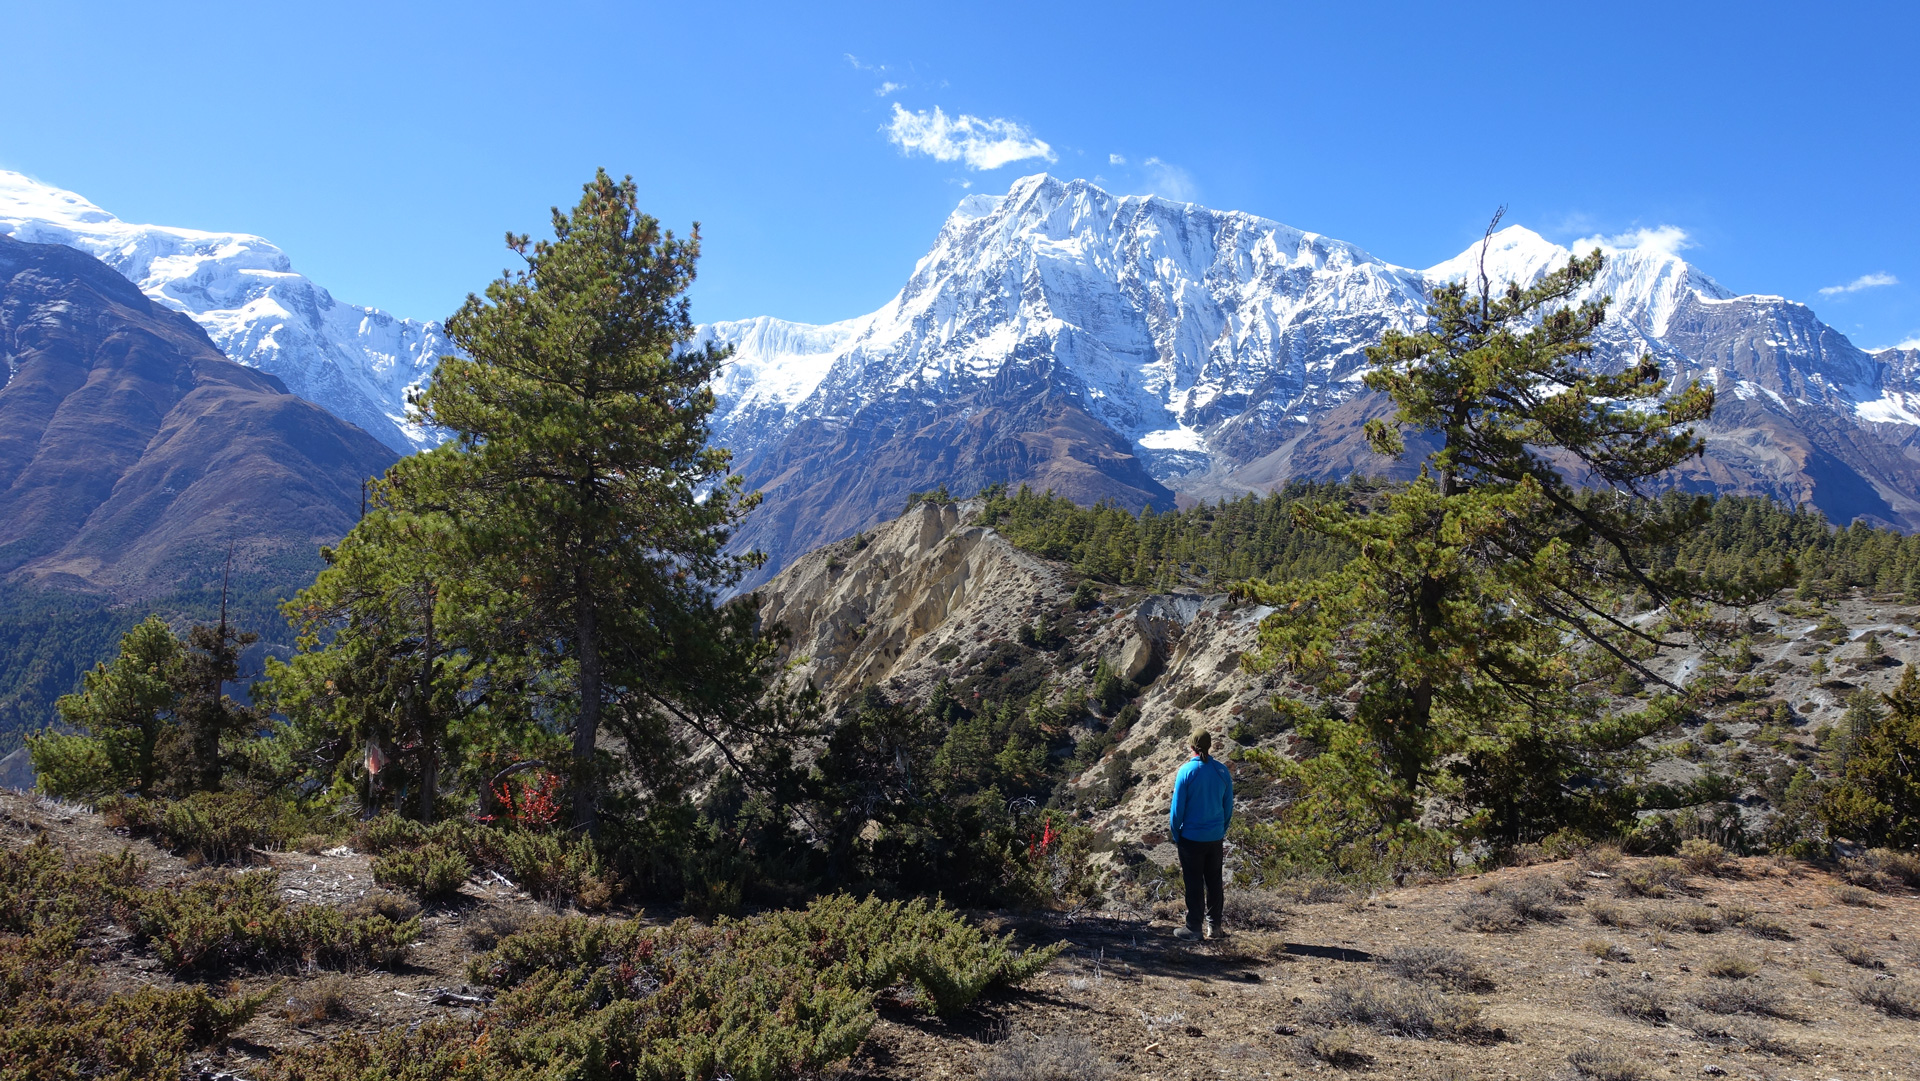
1168, 754, 1234, 843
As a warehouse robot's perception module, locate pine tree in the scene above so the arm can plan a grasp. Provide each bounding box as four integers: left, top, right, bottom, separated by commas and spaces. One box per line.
1820, 665, 1920, 847
29, 615, 182, 798
409, 170, 758, 833
1244, 230, 1721, 854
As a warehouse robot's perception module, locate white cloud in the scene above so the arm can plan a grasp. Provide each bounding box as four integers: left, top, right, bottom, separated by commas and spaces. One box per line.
1142, 156, 1198, 202
1574, 224, 1694, 256
1819, 272, 1899, 296
1893, 336, 1920, 350
875, 81, 904, 96
1109, 153, 1126, 165
884, 104, 1056, 171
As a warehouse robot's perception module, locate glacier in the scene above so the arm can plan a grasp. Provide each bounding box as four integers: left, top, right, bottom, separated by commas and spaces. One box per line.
0, 170, 450, 454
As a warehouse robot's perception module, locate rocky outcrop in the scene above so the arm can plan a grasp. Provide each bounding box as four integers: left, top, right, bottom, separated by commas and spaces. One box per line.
751, 499, 1288, 843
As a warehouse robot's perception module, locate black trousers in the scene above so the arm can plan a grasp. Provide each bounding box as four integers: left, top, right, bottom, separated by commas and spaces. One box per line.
1175, 838, 1224, 929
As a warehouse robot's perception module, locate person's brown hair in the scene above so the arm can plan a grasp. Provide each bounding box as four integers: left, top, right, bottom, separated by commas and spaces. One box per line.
1190, 730, 1213, 755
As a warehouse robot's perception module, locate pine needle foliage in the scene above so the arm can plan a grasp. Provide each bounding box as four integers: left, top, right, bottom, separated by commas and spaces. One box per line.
1242, 243, 1725, 861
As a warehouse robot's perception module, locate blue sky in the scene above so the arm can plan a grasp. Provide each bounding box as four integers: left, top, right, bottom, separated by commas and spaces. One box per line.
3, 0, 1916, 347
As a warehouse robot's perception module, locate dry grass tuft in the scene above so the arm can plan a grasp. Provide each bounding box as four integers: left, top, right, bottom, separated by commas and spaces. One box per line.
1614, 857, 1688, 899
1676, 1010, 1794, 1056
1740, 914, 1793, 940
1597, 981, 1668, 1023
1271, 875, 1354, 905
1383, 946, 1495, 992
976, 1028, 1114, 1081
464, 908, 532, 951
1829, 940, 1884, 969
1310, 978, 1487, 1040
1583, 899, 1633, 928
1704, 952, 1758, 979
1295, 1028, 1370, 1067
1831, 884, 1879, 908
1454, 878, 1565, 932
1676, 904, 1721, 933
284, 974, 352, 1025
1220, 888, 1293, 931
1850, 980, 1920, 1019
347, 891, 421, 923
1678, 839, 1733, 876
1694, 981, 1791, 1018
1568, 1046, 1648, 1081
1582, 939, 1632, 963
1578, 843, 1624, 874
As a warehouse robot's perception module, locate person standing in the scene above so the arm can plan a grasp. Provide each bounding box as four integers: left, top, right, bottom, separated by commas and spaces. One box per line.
1169, 729, 1234, 940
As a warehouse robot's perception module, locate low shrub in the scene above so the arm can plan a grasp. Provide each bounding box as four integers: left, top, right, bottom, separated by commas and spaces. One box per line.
0, 839, 141, 932
1309, 977, 1487, 1040
1295, 1027, 1370, 1067
1568, 1047, 1647, 1081
1598, 982, 1668, 1023
1832, 884, 1879, 907
1831, 940, 1883, 969
129, 869, 419, 973
1694, 981, 1790, 1018
285, 974, 353, 1024
0, 847, 270, 1081
1705, 952, 1758, 979
103, 791, 292, 863
1220, 888, 1292, 931
1582, 940, 1632, 963
1614, 857, 1688, 898
1383, 946, 1495, 991
976, 1027, 1113, 1081
1675, 1010, 1792, 1055
276, 894, 1057, 1081
1865, 847, 1920, 887
1676, 904, 1721, 933
1583, 899, 1633, 928
496, 829, 615, 909
372, 842, 471, 902
1851, 979, 1920, 1019
1454, 878, 1564, 932
1678, 839, 1732, 876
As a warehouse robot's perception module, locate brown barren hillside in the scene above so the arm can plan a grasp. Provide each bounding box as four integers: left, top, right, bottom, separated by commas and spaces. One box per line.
0, 233, 396, 596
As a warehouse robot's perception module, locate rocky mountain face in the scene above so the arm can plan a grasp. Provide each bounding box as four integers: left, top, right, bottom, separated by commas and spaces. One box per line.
0, 171, 449, 455
708, 175, 1920, 586
0, 233, 397, 595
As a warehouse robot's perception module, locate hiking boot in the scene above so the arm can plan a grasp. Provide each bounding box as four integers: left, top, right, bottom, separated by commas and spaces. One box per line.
1204, 918, 1226, 941
1174, 925, 1200, 940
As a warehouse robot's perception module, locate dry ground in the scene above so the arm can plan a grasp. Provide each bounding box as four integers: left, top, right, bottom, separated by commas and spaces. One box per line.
5, 790, 1915, 1081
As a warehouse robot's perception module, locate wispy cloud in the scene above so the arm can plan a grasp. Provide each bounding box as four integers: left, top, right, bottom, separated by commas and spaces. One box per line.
885, 104, 1055, 170
1819, 272, 1899, 296
875, 81, 904, 96
1109, 153, 1126, 165
1142, 157, 1198, 202
1574, 224, 1693, 256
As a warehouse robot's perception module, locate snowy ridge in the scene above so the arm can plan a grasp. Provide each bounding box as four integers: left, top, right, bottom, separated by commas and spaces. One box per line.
0, 171, 450, 453
703, 177, 1920, 491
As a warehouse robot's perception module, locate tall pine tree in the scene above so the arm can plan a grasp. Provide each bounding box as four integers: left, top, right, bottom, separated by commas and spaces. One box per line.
410, 170, 757, 833
1245, 229, 1719, 858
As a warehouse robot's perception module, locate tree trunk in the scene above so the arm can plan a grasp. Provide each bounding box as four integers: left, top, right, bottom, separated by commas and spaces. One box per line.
573, 563, 601, 836
416, 587, 438, 823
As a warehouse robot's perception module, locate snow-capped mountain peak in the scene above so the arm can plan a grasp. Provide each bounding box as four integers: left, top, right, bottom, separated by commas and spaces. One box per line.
700, 176, 1920, 584
0, 170, 449, 453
